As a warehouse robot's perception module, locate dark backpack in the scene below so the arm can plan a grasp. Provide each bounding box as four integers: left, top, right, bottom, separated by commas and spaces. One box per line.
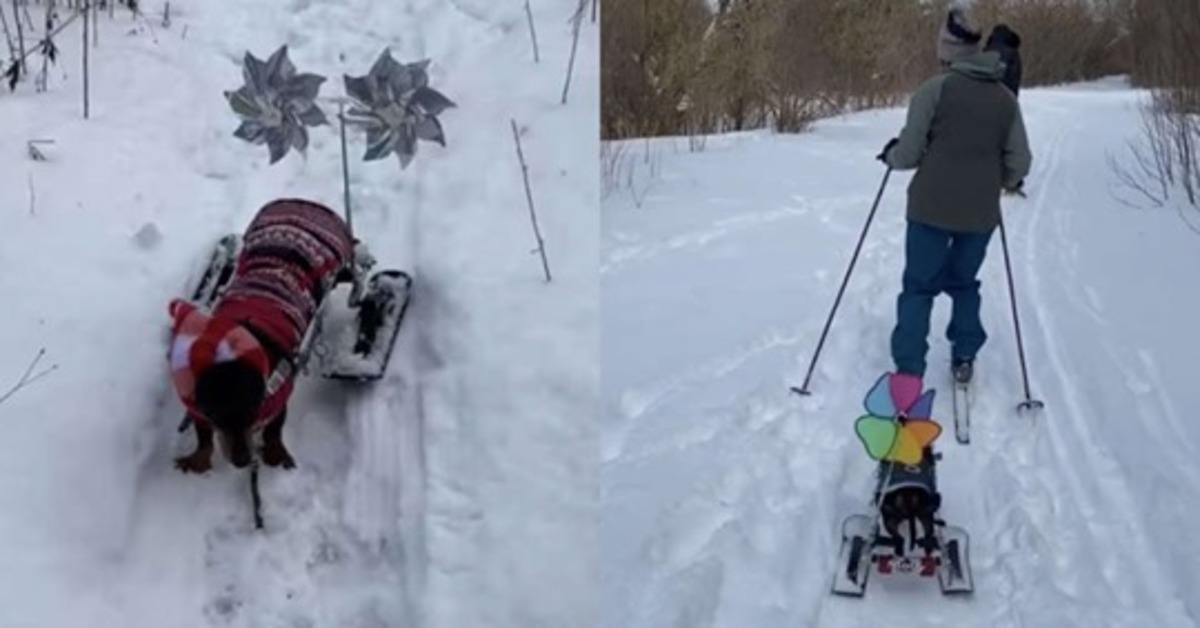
985, 24, 1023, 97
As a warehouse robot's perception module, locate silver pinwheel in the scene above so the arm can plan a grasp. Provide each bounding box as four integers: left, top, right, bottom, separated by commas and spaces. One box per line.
342, 48, 456, 169
224, 45, 329, 164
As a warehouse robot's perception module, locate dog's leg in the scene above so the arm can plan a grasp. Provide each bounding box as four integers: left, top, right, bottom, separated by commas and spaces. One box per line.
175, 416, 215, 473
260, 408, 296, 469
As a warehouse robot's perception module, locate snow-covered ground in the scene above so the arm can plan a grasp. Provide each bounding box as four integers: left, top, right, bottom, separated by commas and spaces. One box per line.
602, 77, 1200, 627
0, 1, 596, 627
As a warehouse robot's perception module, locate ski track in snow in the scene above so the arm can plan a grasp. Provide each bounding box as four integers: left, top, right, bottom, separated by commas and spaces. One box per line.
603, 80, 1200, 627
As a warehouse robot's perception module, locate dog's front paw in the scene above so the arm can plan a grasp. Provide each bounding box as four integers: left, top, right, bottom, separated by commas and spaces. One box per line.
175, 450, 213, 473
260, 442, 296, 469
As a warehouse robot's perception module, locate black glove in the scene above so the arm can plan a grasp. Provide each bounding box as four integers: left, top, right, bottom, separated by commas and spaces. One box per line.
1003, 179, 1026, 197
876, 137, 898, 164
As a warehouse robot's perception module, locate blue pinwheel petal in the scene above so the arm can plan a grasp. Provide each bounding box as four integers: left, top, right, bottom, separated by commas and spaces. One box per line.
863, 372, 896, 417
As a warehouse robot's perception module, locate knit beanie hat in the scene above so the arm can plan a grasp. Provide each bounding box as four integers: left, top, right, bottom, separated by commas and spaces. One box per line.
937, 7, 982, 64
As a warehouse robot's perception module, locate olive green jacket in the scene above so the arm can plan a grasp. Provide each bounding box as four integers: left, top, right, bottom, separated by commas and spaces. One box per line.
886, 51, 1033, 233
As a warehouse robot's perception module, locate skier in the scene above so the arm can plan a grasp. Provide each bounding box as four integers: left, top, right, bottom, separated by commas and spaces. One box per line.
984, 23, 1023, 98
876, 7, 1033, 386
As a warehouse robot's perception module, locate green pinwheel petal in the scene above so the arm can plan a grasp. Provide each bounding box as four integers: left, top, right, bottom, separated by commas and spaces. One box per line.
855, 415, 898, 461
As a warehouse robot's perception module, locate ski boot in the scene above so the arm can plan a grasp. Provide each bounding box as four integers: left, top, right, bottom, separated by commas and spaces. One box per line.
951, 358, 974, 385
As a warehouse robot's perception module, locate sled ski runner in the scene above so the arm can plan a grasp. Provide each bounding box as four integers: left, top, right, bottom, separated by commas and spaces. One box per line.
832, 452, 974, 597
832, 512, 973, 596
832, 460, 974, 597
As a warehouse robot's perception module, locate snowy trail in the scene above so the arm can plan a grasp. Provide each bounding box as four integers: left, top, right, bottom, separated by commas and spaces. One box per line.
602, 80, 1200, 627
0, 0, 596, 626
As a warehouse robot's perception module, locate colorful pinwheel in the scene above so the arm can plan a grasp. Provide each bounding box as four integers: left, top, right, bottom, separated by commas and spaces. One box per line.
854, 372, 942, 465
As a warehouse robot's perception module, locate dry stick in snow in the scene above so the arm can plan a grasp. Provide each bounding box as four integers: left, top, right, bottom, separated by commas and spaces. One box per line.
510, 119, 551, 282
13, 0, 26, 74
1, 4, 17, 63
37, 0, 52, 91
523, 0, 538, 63
82, 2, 88, 118
0, 348, 58, 406
591, 0, 596, 23
560, 0, 585, 104
13, 6, 79, 65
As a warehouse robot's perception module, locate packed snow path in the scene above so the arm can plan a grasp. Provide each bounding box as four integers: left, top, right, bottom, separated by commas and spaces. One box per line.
602, 78, 1200, 627
0, 1, 596, 627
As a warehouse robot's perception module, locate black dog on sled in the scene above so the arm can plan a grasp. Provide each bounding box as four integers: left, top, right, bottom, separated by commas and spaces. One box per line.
833, 443, 973, 595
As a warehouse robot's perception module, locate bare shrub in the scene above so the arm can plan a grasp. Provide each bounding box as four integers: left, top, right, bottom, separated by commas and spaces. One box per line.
1112, 0, 1200, 210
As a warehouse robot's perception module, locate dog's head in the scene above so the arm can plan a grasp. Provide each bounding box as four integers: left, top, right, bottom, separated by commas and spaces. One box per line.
881, 486, 938, 522
169, 300, 274, 468
194, 358, 266, 469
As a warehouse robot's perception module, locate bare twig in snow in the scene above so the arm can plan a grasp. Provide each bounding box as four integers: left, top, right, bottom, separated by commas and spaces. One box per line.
0, 348, 58, 406
590, 0, 596, 23
82, 1, 89, 118
560, 0, 586, 104
1, 4, 17, 63
27, 173, 35, 215
36, 0, 51, 91
510, 119, 552, 282
28, 139, 53, 161
13, 0, 27, 75
523, 0, 539, 63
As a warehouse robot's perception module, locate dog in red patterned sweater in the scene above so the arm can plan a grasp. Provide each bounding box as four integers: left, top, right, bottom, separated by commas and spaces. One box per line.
168, 199, 356, 472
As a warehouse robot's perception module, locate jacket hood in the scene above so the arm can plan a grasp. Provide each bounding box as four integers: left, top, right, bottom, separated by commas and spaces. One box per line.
949, 50, 1006, 81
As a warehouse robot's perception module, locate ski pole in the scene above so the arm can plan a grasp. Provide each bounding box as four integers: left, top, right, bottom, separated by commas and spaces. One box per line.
997, 215, 1043, 412
792, 167, 892, 396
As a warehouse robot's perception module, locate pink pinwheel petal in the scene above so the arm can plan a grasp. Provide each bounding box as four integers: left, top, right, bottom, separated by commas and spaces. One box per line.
889, 372, 923, 416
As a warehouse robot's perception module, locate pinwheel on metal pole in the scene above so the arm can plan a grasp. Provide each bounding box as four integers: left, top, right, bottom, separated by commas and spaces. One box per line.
340, 48, 456, 170
223, 45, 329, 165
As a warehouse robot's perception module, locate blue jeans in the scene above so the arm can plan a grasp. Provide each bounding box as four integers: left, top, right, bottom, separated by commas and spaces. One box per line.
890, 220, 995, 377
